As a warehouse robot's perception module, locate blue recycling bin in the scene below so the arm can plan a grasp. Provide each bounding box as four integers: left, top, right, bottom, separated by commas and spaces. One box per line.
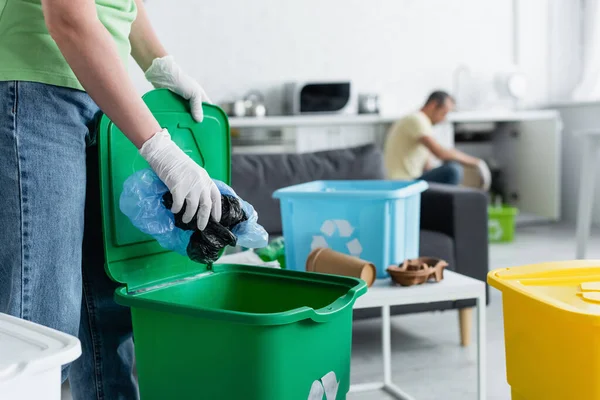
273, 180, 428, 278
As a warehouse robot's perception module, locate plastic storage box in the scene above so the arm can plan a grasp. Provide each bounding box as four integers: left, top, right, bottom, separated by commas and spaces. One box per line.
488, 261, 600, 400
98, 90, 367, 400
0, 313, 81, 400
273, 180, 428, 278
488, 205, 518, 243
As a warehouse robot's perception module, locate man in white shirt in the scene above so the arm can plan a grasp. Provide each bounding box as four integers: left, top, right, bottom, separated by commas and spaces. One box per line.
384, 91, 484, 185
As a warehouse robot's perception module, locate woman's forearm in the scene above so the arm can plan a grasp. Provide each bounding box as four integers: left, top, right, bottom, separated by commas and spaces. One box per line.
42, 0, 160, 148
130, 0, 168, 72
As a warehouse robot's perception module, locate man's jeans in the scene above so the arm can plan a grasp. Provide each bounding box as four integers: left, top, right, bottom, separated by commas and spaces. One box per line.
419, 162, 464, 185
0, 81, 138, 400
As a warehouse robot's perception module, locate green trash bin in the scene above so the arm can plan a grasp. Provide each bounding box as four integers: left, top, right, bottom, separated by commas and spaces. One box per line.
98, 89, 367, 400
488, 205, 519, 243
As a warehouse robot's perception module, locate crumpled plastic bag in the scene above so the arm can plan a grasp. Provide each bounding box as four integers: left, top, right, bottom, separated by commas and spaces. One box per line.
162, 191, 246, 263
119, 169, 268, 264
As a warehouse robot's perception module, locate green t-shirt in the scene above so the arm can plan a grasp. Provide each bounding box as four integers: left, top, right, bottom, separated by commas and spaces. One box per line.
0, 0, 137, 90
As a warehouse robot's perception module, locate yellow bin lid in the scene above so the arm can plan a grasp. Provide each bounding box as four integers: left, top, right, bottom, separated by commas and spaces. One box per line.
488, 260, 600, 321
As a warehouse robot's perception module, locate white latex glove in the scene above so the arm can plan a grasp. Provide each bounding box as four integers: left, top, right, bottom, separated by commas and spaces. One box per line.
477, 159, 492, 192
145, 55, 211, 122
140, 129, 222, 230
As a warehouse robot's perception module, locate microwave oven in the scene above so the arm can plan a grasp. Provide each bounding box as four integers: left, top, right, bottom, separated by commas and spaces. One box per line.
283, 81, 357, 115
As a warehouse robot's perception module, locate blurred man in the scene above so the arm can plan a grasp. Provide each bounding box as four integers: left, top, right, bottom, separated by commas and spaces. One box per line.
384, 91, 485, 185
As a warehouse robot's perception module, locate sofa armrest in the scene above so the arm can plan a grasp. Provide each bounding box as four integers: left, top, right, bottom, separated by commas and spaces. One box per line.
420, 184, 489, 302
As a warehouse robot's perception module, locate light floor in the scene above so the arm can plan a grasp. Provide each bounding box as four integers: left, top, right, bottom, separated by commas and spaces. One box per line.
349, 223, 600, 400
62, 223, 598, 400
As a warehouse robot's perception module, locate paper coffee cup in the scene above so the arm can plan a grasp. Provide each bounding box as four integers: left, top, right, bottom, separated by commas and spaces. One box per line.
306, 248, 376, 287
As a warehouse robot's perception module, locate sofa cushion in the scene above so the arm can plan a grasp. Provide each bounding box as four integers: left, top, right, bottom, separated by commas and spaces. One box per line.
231, 144, 386, 234
419, 230, 455, 270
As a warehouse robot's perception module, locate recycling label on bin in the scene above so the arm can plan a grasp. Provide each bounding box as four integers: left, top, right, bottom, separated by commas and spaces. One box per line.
488, 219, 503, 241
308, 371, 339, 400
311, 220, 362, 257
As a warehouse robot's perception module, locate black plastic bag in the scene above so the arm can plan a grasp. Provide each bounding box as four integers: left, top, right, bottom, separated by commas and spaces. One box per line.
186, 224, 237, 265
162, 192, 248, 264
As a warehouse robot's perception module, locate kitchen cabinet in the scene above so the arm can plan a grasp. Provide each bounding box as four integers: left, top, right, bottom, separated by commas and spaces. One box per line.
453, 117, 562, 222
229, 110, 562, 222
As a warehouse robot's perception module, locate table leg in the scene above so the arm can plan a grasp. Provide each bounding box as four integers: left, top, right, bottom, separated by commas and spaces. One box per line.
350, 306, 415, 400
576, 138, 600, 259
382, 305, 392, 384
381, 305, 416, 400
477, 295, 487, 400
458, 308, 473, 347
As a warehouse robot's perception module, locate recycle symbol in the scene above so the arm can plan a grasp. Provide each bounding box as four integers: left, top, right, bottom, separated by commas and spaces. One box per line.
307, 371, 339, 400
488, 219, 503, 241
311, 219, 362, 257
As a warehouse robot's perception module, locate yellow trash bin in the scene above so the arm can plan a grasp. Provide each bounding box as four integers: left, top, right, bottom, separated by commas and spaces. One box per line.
488, 261, 600, 400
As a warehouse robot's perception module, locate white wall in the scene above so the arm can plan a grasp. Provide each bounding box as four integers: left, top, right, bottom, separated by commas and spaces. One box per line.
547, 0, 583, 101
131, 0, 591, 224
516, 0, 551, 105
544, 1, 588, 224
132, 0, 529, 115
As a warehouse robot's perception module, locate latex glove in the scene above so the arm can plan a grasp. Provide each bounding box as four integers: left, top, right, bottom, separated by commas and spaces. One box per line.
145, 55, 211, 122
140, 129, 222, 230
477, 159, 492, 192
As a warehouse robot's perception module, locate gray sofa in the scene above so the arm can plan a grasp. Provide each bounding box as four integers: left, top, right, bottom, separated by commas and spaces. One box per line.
231, 144, 489, 321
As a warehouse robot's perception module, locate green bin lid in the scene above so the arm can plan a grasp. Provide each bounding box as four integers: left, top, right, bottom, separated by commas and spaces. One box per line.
98, 89, 231, 291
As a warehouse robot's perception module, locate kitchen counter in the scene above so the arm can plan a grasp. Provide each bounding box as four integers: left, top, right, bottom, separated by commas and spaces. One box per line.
228, 109, 560, 129
228, 108, 563, 224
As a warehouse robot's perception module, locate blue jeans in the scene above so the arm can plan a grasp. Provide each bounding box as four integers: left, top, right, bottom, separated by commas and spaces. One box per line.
418, 162, 464, 185
0, 81, 138, 400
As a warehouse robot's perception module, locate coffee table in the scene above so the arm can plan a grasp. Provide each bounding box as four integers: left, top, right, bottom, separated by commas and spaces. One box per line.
350, 270, 486, 400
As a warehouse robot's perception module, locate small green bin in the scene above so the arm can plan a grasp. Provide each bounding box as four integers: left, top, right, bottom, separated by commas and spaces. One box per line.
98, 90, 366, 400
488, 205, 519, 243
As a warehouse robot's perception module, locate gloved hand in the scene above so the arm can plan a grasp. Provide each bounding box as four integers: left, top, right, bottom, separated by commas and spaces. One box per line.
145, 55, 211, 122
140, 129, 222, 230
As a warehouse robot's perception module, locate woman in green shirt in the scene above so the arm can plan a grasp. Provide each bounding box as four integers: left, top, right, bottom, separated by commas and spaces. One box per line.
0, 0, 219, 398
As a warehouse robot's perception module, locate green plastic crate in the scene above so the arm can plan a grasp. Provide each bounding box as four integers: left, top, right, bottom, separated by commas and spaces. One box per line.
98, 89, 366, 400
488, 206, 519, 243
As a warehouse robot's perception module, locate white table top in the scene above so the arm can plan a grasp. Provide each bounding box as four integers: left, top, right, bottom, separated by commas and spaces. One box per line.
353, 270, 486, 309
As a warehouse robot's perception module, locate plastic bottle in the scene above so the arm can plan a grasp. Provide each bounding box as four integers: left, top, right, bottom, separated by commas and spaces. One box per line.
256, 237, 286, 269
